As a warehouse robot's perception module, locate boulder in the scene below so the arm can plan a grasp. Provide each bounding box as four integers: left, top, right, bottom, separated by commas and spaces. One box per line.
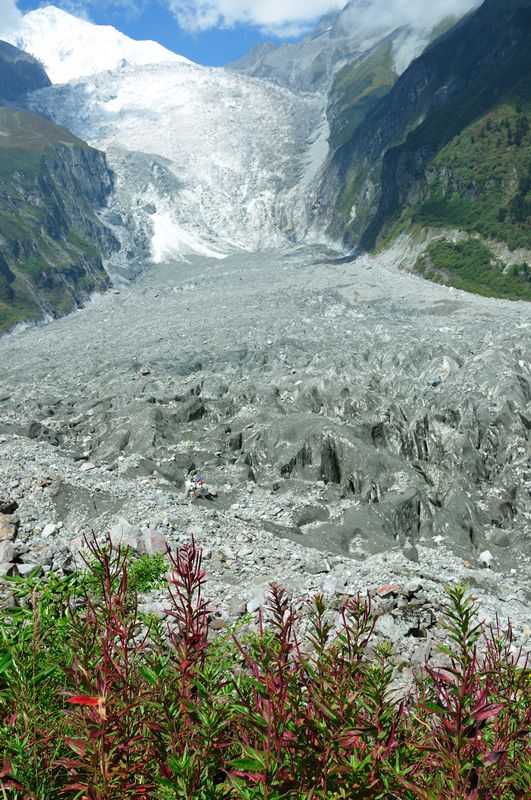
0, 562, 15, 578
0, 542, 16, 563
109, 517, 143, 554
0, 517, 17, 541
142, 529, 167, 556
16, 563, 42, 577
0, 499, 18, 514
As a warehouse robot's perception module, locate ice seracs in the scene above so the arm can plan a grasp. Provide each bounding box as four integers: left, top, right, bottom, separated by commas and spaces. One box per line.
19, 8, 324, 263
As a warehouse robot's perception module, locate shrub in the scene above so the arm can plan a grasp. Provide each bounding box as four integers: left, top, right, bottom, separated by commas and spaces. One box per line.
414, 238, 531, 300
0, 537, 529, 799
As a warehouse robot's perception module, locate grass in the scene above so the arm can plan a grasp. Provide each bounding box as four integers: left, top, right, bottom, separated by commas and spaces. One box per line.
329, 42, 397, 150
414, 238, 531, 300
0, 108, 87, 155
0, 535, 529, 799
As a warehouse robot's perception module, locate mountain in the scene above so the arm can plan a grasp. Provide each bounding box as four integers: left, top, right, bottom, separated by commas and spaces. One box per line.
4, 2, 529, 306
228, 0, 478, 92
317, 0, 531, 297
8, 5, 191, 83
0, 41, 117, 334
9, 4, 476, 270
11, 6, 323, 267
0, 40, 50, 100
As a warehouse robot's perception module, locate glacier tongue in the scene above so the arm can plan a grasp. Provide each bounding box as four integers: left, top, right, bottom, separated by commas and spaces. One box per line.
15, 7, 326, 265
28, 60, 323, 264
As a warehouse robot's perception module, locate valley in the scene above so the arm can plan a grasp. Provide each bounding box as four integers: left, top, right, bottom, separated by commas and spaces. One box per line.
0, 1, 530, 669
1, 242, 529, 653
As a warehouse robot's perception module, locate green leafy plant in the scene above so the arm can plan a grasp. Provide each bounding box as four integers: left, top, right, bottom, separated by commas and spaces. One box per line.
0, 540, 529, 800
128, 552, 167, 594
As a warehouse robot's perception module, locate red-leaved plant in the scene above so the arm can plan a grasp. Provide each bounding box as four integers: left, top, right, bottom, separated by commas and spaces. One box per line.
399, 584, 531, 800
58, 536, 156, 798
0, 535, 529, 800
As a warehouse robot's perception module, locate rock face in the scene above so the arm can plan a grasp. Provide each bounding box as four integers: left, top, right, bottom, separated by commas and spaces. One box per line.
0, 44, 118, 334
0, 111, 118, 333
0, 40, 51, 101
317, 0, 531, 254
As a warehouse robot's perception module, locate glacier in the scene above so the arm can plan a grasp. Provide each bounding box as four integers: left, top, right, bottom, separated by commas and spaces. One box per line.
7, 3, 479, 268
10, 7, 327, 267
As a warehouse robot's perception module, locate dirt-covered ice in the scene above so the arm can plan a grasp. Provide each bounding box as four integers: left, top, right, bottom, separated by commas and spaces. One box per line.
0, 246, 530, 651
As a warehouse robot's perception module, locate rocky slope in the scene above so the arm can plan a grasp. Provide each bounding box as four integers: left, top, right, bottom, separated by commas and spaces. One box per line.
0, 41, 118, 334
317, 0, 531, 282
0, 40, 50, 101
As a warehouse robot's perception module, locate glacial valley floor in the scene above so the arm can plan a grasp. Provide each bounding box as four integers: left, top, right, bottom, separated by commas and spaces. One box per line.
0, 245, 530, 664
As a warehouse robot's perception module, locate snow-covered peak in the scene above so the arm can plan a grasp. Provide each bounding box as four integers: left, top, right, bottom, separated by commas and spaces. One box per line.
7, 5, 191, 84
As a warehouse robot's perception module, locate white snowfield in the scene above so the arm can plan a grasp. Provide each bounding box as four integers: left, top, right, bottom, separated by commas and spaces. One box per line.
8, 5, 191, 83
14, 6, 325, 263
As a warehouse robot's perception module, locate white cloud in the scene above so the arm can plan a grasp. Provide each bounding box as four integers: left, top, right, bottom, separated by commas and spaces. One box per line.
0, 0, 23, 36
338, 0, 480, 36
168, 0, 346, 36
168, 0, 480, 36
2, 0, 481, 41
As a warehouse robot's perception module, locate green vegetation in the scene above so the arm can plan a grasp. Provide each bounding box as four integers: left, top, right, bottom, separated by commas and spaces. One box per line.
0, 107, 87, 178
414, 238, 531, 300
128, 552, 168, 593
329, 42, 396, 149
0, 537, 529, 799
0, 107, 109, 333
410, 100, 531, 250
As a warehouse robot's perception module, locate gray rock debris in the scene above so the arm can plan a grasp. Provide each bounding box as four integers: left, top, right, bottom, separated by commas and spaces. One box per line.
0, 246, 529, 658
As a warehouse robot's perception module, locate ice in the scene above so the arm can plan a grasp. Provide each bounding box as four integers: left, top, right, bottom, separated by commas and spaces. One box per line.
26, 50, 322, 262
151, 209, 226, 263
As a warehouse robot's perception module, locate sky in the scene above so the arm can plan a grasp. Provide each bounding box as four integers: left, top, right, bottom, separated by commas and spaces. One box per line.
2, 0, 481, 67
4, 0, 346, 65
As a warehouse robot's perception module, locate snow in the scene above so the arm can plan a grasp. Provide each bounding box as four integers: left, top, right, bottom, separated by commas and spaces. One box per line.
22, 8, 322, 262
7, 5, 190, 84
151, 209, 226, 263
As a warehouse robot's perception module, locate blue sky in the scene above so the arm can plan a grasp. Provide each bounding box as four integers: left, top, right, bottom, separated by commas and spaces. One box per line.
3, 2, 483, 67
14, 1, 345, 66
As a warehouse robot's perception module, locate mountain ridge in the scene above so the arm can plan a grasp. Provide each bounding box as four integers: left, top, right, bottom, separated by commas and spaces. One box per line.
227, 0, 480, 92
314, 0, 531, 297
0, 40, 118, 334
